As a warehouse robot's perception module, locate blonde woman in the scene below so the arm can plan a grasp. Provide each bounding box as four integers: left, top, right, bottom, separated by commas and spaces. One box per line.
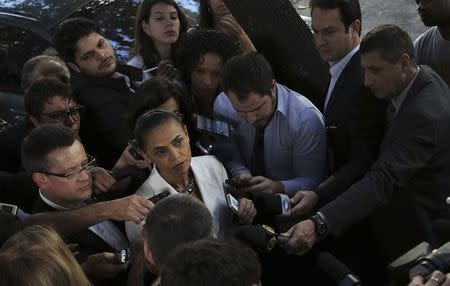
0, 225, 92, 286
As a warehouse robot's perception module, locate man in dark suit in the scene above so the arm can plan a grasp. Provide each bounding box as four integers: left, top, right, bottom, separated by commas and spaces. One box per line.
284, 25, 450, 265
21, 125, 152, 281
290, 0, 386, 213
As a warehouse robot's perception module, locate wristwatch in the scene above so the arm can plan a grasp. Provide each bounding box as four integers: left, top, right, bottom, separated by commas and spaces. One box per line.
310, 213, 328, 239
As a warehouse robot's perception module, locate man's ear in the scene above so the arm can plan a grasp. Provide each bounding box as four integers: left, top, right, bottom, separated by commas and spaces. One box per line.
29, 115, 39, 127
67, 62, 81, 73
400, 53, 412, 71
32, 173, 48, 189
349, 19, 361, 38
271, 79, 277, 97
143, 240, 156, 266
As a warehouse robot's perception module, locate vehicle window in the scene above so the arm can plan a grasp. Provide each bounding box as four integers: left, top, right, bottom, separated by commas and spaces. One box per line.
0, 23, 49, 93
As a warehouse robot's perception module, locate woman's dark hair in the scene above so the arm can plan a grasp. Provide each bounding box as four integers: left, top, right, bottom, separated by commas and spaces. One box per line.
132, 0, 189, 68
134, 109, 185, 150
174, 29, 239, 87
128, 77, 190, 129
198, 0, 214, 28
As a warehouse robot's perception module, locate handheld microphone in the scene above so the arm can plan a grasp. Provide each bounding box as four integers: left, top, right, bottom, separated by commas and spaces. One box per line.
235, 224, 289, 252
252, 193, 291, 216
315, 252, 361, 286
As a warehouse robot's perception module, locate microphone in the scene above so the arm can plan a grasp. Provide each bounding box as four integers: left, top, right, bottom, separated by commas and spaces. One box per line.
252, 193, 291, 216
235, 224, 289, 252
315, 252, 361, 286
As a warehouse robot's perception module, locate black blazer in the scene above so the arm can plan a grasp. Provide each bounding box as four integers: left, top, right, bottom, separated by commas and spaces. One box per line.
321, 66, 450, 261
72, 65, 141, 169
315, 51, 386, 204
32, 197, 116, 262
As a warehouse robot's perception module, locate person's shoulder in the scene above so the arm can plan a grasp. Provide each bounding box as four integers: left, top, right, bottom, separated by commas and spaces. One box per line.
192, 155, 222, 168
415, 27, 437, 48
279, 84, 323, 120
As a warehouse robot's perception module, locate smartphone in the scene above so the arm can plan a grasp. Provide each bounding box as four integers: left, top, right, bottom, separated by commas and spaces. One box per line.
128, 139, 144, 160
226, 194, 239, 214
196, 115, 231, 137
0, 203, 18, 215
195, 140, 214, 155
114, 248, 131, 264
149, 191, 171, 204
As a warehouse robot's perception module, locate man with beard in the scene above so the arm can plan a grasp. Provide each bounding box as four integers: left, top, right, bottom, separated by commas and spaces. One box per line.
53, 18, 141, 168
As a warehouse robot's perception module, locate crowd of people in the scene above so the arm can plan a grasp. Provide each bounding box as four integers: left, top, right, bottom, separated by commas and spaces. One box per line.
0, 0, 449, 285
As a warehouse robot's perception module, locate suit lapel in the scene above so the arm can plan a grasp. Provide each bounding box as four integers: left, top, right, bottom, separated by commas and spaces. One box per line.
324, 53, 360, 116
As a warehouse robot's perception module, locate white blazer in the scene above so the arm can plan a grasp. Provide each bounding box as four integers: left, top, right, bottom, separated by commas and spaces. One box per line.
125, 155, 234, 241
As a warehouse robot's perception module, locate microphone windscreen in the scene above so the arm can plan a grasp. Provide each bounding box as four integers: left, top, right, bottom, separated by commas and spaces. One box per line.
315, 252, 352, 283
252, 193, 283, 215
235, 225, 270, 250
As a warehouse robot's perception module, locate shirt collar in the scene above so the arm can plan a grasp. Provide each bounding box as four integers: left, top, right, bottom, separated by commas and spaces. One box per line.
329, 45, 360, 78
391, 66, 420, 115
275, 83, 288, 118
39, 189, 68, 211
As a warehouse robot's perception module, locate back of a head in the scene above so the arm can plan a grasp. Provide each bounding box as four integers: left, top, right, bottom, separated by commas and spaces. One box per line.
128, 77, 186, 129
53, 17, 103, 63
21, 124, 80, 174
0, 225, 91, 286
144, 194, 213, 267
25, 75, 74, 119
160, 238, 261, 286
360, 24, 415, 64
21, 55, 70, 91
310, 0, 362, 36
221, 52, 274, 101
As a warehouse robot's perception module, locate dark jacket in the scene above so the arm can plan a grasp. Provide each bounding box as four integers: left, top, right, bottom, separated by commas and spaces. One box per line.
321, 66, 450, 261
71, 65, 141, 169
0, 118, 38, 211
315, 51, 386, 204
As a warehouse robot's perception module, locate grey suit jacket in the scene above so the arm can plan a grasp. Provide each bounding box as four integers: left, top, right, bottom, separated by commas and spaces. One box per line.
320, 66, 450, 259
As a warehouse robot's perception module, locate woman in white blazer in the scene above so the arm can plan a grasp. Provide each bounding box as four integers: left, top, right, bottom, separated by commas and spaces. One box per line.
125, 109, 256, 241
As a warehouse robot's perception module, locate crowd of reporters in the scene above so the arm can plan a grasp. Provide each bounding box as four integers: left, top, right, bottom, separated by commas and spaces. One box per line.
0, 0, 450, 285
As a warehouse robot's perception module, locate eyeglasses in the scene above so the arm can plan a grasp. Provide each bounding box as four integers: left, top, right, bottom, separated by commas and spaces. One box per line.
40, 105, 84, 124
40, 155, 96, 181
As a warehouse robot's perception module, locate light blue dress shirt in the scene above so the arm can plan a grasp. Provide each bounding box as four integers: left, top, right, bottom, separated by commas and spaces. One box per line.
213, 83, 327, 196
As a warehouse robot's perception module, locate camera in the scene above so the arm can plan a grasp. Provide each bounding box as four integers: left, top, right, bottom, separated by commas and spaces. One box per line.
389, 241, 450, 285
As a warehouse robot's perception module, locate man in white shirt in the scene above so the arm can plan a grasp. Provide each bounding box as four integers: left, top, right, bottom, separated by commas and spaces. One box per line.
293, 0, 386, 213
22, 124, 152, 280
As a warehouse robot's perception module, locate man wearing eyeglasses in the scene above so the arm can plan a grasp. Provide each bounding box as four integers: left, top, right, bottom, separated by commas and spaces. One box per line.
0, 76, 82, 212
22, 124, 153, 281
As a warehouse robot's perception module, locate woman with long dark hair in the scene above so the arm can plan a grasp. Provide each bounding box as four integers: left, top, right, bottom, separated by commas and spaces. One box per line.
129, 0, 188, 81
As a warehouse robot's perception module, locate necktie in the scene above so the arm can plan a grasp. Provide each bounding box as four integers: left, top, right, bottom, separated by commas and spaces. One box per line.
385, 101, 396, 128
250, 127, 266, 177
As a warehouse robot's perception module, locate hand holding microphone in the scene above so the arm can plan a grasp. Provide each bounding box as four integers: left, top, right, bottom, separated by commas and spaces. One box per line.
289, 191, 319, 217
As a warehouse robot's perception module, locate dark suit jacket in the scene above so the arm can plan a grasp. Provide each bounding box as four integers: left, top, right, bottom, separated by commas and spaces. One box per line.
32, 196, 116, 261
72, 65, 141, 169
315, 51, 386, 204
0, 118, 38, 211
321, 66, 450, 261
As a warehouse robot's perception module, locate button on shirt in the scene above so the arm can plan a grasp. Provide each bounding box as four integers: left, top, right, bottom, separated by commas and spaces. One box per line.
213, 83, 327, 196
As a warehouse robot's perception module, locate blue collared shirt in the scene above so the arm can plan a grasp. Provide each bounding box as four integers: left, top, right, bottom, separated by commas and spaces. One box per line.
213, 83, 327, 196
